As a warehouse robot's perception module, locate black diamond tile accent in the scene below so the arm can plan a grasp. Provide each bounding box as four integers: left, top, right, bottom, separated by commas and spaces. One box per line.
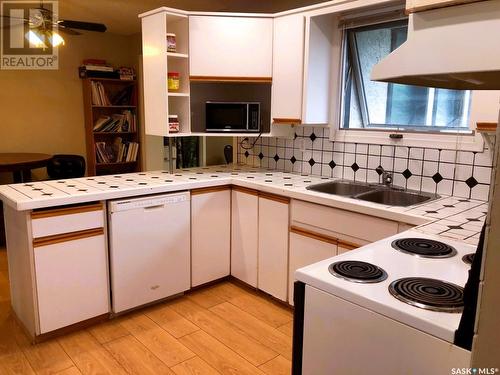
329, 160, 336, 169
258, 152, 264, 160
443, 205, 455, 208
465, 176, 479, 189
309, 132, 317, 142
459, 199, 470, 202
294, 132, 298, 140
402, 169, 412, 179
309, 158, 315, 167
467, 218, 481, 222
351, 163, 359, 172
285, 183, 293, 186
265, 180, 272, 182
448, 225, 463, 230
290, 156, 297, 164
274, 154, 280, 162
432, 173, 443, 184
244, 151, 249, 158
426, 210, 438, 214
376, 166, 384, 175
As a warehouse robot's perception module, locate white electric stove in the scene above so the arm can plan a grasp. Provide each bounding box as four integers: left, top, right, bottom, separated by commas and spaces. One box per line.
292, 230, 476, 375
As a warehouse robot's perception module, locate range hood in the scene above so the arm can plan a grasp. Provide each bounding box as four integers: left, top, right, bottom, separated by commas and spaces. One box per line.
371, 1, 500, 90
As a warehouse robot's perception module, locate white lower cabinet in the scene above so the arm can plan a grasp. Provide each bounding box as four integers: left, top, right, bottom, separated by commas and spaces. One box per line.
258, 195, 290, 301
191, 187, 231, 287
231, 188, 259, 287
288, 228, 337, 304
34, 232, 109, 334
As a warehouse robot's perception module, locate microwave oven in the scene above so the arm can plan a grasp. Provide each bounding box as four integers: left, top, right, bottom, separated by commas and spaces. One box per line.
205, 102, 260, 133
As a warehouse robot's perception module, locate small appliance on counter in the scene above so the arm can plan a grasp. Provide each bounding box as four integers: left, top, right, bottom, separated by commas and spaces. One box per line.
205, 101, 260, 133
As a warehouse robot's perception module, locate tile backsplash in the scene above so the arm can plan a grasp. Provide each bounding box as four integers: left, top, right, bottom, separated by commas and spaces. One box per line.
237, 126, 493, 201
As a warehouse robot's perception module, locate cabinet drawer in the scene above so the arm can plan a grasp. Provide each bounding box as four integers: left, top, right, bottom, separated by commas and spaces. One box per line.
291, 200, 398, 243
31, 203, 104, 238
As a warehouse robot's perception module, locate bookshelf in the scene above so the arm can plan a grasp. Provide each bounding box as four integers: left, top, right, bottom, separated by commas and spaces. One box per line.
82, 78, 141, 176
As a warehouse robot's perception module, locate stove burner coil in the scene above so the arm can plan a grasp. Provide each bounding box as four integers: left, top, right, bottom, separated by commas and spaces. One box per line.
388, 277, 464, 313
328, 261, 388, 283
392, 238, 457, 258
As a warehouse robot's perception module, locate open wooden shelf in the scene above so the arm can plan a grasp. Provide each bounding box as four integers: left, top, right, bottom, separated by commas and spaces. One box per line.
82, 78, 142, 176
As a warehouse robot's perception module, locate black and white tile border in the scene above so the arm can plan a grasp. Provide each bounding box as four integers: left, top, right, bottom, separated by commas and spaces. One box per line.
237, 126, 493, 201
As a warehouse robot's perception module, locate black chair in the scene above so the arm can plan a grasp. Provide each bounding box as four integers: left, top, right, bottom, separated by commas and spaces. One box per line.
47, 155, 86, 179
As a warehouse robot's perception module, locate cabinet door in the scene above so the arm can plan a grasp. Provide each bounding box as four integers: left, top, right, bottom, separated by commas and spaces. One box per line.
189, 16, 273, 78
271, 14, 305, 123
231, 189, 258, 287
191, 188, 231, 287
34, 232, 109, 334
288, 229, 337, 304
258, 195, 289, 301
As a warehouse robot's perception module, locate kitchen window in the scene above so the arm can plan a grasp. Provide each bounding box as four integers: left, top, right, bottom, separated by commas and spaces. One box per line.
341, 19, 472, 132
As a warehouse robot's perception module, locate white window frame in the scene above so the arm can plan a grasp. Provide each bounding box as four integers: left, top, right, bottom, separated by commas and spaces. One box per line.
326, 9, 500, 152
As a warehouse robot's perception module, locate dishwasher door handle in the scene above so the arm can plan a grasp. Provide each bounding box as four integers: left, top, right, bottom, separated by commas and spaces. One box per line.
143, 204, 165, 211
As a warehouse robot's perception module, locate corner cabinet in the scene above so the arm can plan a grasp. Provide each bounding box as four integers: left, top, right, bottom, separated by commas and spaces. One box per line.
231, 187, 259, 287
189, 16, 273, 80
271, 13, 305, 125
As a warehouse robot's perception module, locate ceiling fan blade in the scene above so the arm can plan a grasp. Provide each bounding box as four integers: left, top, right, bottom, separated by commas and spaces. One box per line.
58, 20, 106, 32
58, 25, 81, 35
1, 14, 29, 21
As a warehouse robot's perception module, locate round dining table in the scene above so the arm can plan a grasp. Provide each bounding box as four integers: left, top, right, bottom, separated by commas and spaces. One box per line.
0, 153, 53, 183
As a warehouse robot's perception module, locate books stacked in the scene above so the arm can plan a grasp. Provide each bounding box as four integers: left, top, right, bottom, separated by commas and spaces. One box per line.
95, 138, 139, 164
91, 81, 111, 106
79, 59, 119, 79
93, 110, 136, 132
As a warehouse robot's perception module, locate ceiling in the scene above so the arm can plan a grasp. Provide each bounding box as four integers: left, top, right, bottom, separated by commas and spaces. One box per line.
58, 0, 329, 35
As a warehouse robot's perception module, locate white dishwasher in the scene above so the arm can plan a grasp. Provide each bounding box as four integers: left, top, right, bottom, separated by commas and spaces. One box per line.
108, 192, 191, 313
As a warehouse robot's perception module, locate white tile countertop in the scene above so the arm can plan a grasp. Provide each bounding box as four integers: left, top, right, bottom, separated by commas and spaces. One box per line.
0, 164, 487, 245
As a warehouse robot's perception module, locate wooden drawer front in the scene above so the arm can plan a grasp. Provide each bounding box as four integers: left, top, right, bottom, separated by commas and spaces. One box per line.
31, 204, 104, 239
291, 200, 398, 243
34, 233, 109, 334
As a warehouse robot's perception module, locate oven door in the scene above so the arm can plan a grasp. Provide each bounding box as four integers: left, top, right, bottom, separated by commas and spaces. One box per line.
206, 102, 248, 132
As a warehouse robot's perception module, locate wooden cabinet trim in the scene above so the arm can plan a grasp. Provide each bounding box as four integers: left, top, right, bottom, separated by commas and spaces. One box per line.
190, 75, 272, 83
33, 228, 104, 248
258, 191, 290, 205
191, 185, 231, 195
338, 240, 361, 251
232, 185, 259, 196
272, 118, 302, 125
476, 122, 497, 132
31, 203, 103, 219
405, 0, 483, 13
290, 226, 338, 245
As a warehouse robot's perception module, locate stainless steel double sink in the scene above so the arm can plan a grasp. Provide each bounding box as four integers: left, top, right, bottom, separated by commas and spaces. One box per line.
306, 180, 439, 207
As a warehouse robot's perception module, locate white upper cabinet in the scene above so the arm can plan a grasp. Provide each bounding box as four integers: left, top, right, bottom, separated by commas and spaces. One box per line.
302, 14, 336, 125
189, 16, 273, 78
271, 14, 305, 124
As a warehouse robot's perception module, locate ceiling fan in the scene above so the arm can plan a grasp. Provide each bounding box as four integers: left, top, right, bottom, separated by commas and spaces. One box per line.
1, 1, 107, 46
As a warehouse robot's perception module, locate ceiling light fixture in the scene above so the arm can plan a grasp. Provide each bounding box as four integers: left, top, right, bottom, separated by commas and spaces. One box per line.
25, 28, 65, 49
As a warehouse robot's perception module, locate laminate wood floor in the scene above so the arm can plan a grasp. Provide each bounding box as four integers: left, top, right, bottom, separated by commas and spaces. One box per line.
0, 248, 293, 374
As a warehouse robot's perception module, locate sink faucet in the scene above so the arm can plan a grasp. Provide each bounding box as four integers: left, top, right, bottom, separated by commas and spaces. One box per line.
381, 169, 393, 187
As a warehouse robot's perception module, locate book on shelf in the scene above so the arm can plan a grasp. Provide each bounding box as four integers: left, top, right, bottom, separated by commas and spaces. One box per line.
93, 110, 136, 132
95, 138, 139, 164
90, 81, 112, 106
